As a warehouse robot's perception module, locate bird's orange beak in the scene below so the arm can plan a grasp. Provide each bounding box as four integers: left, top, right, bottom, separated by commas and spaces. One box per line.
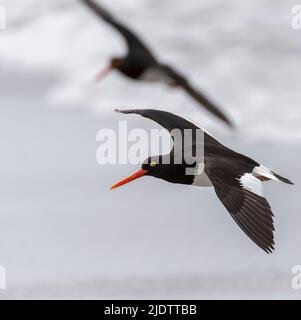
94, 64, 114, 82
110, 169, 147, 190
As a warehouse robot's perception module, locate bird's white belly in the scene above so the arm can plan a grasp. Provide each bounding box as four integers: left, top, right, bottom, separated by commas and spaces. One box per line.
141, 67, 174, 85
192, 163, 213, 187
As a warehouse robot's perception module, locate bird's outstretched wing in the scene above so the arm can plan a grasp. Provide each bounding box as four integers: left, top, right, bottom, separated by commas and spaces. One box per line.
162, 65, 233, 127
206, 163, 275, 253
115, 108, 233, 168
115, 108, 205, 157
80, 0, 156, 62
115, 108, 200, 132
115, 108, 232, 152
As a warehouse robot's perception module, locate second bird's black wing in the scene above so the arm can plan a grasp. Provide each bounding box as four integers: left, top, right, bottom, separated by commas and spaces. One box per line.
80, 0, 156, 63
162, 65, 233, 127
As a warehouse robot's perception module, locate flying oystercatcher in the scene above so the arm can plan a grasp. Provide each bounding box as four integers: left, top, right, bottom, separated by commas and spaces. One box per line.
111, 109, 293, 253
80, 0, 233, 127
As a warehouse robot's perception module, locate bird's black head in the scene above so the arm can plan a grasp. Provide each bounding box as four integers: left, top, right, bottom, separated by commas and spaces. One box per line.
110, 155, 165, 190
141, 155, 169, 178
111, 57, 125, 70
111, 155, 194, 190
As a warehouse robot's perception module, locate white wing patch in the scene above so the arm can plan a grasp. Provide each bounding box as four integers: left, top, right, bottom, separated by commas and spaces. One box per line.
239, 173, 263, 196
253, 165, 278, 181
141, 67, 175, 85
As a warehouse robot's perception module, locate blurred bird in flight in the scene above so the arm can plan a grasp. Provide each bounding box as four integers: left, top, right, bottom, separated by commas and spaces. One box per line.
80, 0, 233, 127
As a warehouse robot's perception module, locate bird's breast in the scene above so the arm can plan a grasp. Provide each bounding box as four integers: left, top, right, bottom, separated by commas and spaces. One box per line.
192, 162, 213, 187
140, 67, 176, 85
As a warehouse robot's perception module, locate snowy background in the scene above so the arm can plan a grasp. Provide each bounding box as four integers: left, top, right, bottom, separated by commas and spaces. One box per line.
0, 0, 300, 299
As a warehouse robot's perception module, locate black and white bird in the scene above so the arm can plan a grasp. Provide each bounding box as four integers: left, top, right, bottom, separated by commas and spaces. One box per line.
80, 0, 233, 127
111, 109, 293, 253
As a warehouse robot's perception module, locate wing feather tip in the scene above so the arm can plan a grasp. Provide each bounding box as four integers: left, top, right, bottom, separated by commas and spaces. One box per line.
260, 239, 275, 254
114, 108, 131, 114
264, 244, 275, 254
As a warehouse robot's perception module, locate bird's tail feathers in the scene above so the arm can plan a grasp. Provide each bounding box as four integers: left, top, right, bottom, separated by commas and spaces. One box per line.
271, 171, 294, 185
253, 165, 294, 185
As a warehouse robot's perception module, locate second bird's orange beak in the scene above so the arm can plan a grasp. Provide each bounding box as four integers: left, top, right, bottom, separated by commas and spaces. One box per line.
94, 64, 114, 82
110, 169, 147, 190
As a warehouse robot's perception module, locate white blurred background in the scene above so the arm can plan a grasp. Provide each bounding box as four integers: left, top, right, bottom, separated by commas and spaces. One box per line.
0, 0, 300, 299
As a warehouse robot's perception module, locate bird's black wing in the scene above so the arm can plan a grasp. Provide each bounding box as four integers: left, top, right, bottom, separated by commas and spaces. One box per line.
115, 108, 234, 167
205, 159, 275, 253
115, 108, 206, 158
80, 0, 156, 62
115, 108, 233, 151
161, 65, 233, 127
116, 108, 200, 132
